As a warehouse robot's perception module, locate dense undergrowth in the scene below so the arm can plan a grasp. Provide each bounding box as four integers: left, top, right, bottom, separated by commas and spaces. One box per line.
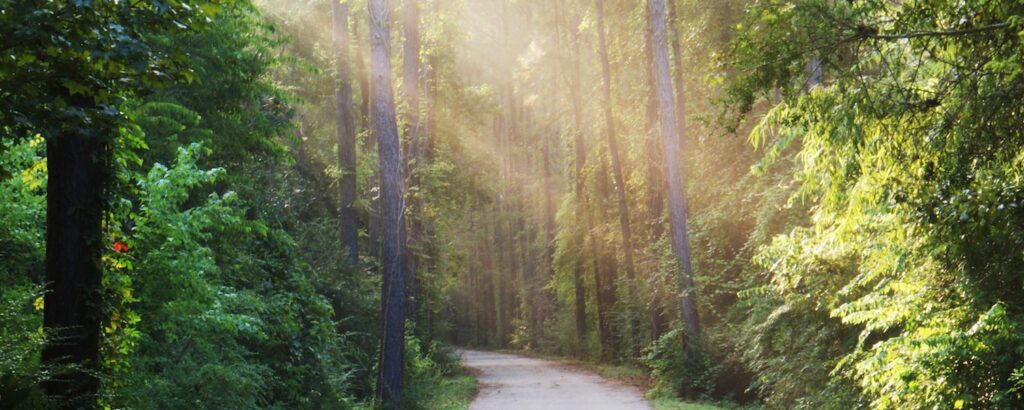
0, 0, 480, 408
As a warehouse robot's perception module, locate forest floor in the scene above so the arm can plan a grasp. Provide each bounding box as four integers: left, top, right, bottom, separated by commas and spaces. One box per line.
458, 349, 652, 409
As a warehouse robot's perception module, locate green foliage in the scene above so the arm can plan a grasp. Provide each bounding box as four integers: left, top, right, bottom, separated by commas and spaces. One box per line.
0, 0, 227, 143
400, 335, 471, 410
0, 138, 45, 285
13, 0, 1024, 408
141, 3, 292, 170
0, 286, 47, 410
724, 1, 1024, 408
643, 329, 719, 400
0, 0, 490, 408
649, 398, 730, 410
0, 139, 47, 408
106, 144, 267, 408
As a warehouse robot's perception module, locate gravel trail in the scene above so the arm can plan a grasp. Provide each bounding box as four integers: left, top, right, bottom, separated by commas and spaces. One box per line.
458, 349, 652, 410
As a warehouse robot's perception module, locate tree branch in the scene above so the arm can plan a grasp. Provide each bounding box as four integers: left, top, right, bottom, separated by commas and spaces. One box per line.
859, 21, 1011, 41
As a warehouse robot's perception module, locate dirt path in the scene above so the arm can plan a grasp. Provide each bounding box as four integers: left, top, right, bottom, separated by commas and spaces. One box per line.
458, 349, 652, 410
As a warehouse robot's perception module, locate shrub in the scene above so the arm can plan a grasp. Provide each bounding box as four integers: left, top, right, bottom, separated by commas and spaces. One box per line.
643, 328, 720, 400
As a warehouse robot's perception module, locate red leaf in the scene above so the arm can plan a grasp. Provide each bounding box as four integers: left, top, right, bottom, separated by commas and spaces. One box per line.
113, 241, 129, 253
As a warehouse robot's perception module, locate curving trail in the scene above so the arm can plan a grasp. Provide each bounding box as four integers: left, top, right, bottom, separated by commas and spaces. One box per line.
459, 349, 652, 410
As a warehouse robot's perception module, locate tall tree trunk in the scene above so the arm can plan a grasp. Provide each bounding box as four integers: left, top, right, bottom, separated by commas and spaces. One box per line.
483, 218, 494, 344
493, 115, 508, 346
520, 106, 537, 343
334, 0, 359, 265
400, 0, 422, 344
594, 0, 640, 357
592, 150, 619, 359
42, 98, 108, 406
540, 116, 555, 340
353, 11, 371, 130
493, 199, 506, 345
370, 0, 409, 407
354, 12, 380, 261
422, 0, 440, 161
648, 0, 700, 335
644, 0, 669, 342
568, 31, 589, 347
504, 100, 519, 348
668, 0, 687, 150
402, 0, 421, 158
588, 199, 607, 355
594, 0, 636, 284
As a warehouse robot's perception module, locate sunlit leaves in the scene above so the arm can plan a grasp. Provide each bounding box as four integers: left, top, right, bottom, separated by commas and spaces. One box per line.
728, 0, 1024, 407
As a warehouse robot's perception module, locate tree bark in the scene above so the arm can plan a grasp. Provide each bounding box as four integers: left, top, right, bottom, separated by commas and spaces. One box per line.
493, 198, 506, 345
595, 0, 640, 357
594, 0, 636, 284
400, 0, 422, 344
422, 0, 440, 160
643, 0, 669, 341
401, 0, 421, 159
668, 0, 687, 150
648, 0, 700, 335
540, 117, 555, 340
566, 15, 589, 345
334, 0, 359, 265
592, 150, 619, 359
353, 11, 371, 131
369, 0, 409, 407
354, 11, 381, 261
42, 94, 108, 407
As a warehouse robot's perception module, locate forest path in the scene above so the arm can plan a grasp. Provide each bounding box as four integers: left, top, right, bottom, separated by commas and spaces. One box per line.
458, 349, 652, 410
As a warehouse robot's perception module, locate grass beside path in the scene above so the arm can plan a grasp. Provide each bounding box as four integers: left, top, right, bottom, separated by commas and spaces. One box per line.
417, 365, 478, 410
570, 361, 731, 410
649, 397, 730, 410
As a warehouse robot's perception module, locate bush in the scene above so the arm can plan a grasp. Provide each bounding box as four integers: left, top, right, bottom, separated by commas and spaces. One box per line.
398, 334, 469, 410
643, 328, 720, 400
0, 286, 47, 409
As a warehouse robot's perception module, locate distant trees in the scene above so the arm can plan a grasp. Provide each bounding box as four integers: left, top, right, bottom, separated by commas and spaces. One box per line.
449, 0, 708, 357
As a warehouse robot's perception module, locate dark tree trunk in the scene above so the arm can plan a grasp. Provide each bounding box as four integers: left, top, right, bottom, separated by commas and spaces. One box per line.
369, 0, 409, 407
334, 0, 359, 265
648, 0, 700, 335
42, 95, 109, 407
